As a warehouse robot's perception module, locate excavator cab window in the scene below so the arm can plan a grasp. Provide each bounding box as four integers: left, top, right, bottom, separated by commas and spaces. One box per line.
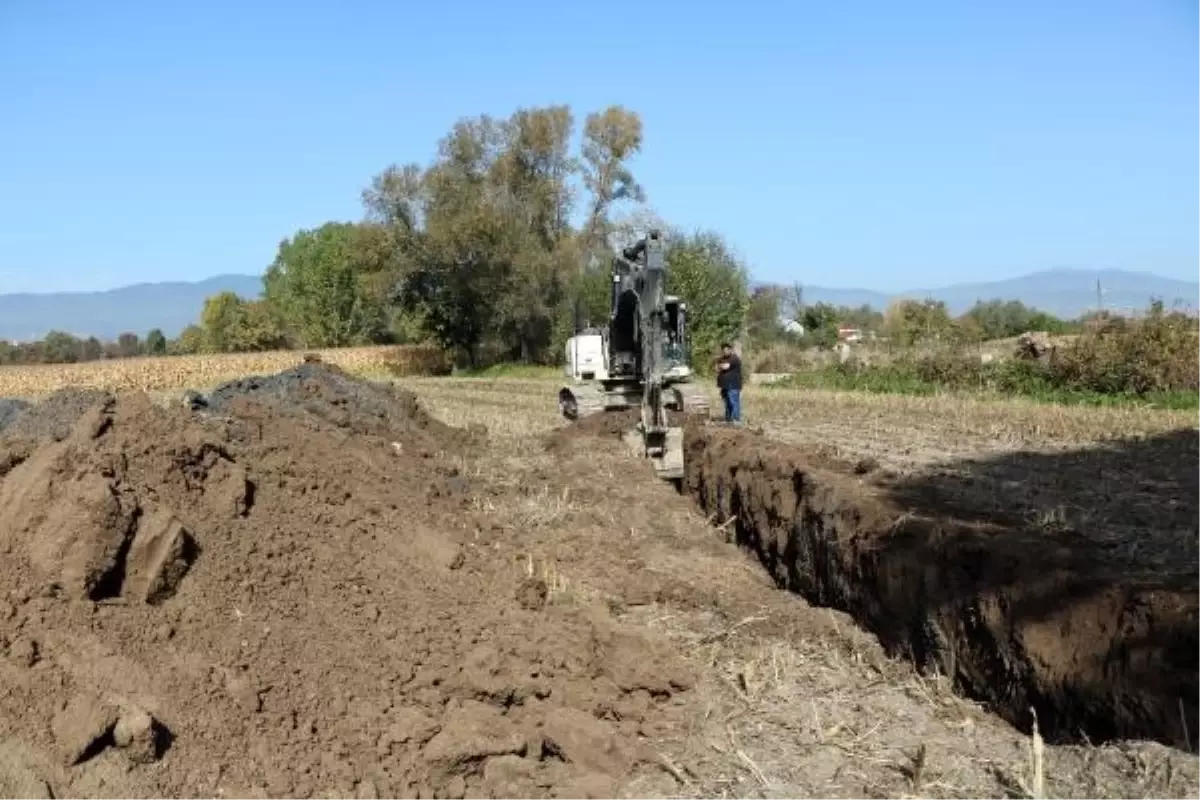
664, 300, 688, 366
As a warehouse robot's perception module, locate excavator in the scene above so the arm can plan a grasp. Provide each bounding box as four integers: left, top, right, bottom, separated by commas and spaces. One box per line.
558, 230, 710, 481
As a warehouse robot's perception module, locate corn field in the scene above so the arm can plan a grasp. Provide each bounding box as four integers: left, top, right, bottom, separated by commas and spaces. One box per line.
0, 345, 450, 398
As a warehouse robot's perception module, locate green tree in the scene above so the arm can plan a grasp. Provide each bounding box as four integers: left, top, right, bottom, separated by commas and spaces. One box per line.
884, 299, 954, 346
580, 106, 645, 248
746, 285, 784, 347
200, 292, 286, 353
200, 292, 246, 352
835, 304, 885, 333
398, 202, 516, 367
961, 299, 1067, 340
492, 106, 578, 362
116, 332, 140, 358
264, 222, 385, 348
800, 302, 841, 348
171, 325, 205, 355
367, 105, 590, 365
80, 336, 104, 361
664, 230, 750, 369
145, 328, 168, 355
41, 331, 80, 364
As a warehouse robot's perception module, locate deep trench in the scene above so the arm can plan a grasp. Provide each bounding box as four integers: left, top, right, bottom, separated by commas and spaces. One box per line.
678, 425, 1199, 753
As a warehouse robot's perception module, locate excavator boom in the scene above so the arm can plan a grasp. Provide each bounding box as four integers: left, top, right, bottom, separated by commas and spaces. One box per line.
559, 230, 690, 481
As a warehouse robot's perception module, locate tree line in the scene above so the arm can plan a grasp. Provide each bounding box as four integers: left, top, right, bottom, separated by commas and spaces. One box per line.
148, 102, 1108, 368
172, 104, 751, 368
784, 299, 1199, 405
1, 289, 1122, 370
0, 329, 168, 366
745, 284, 1096, 352
1, 102, 1161, 370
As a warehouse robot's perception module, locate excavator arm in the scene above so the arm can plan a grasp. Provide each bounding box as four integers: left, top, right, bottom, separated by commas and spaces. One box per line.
618, 231, 685, 480
558, 229, 693, 482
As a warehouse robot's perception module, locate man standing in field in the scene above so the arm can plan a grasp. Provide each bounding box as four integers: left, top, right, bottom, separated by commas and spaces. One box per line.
716, 342, 742, 424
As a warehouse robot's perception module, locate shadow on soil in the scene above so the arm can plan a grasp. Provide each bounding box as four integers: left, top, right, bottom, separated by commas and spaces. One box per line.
683, 425, 1199, 752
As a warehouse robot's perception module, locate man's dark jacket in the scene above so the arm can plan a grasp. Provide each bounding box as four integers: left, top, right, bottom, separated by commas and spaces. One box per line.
718, 353, 742, 391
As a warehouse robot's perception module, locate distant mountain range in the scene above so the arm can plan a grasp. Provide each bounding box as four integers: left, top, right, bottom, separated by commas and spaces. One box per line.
0, 275, 263, 342
761, 267, 1199, 321
0, 267, 1196, 342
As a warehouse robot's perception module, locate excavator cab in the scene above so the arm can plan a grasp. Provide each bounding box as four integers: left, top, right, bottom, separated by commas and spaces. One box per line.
662, 298, 690, 376
557, 232, 710, 482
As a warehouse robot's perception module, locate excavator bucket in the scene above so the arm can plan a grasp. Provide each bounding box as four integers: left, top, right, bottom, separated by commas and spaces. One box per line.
622, 424, 685, 482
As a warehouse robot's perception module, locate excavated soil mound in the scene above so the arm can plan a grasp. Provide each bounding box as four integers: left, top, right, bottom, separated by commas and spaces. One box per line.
1, 388, 114, 442
683, 425, 1199, 750
0, 372, 696, 799
200, 362, 486, 454
0, 398, 29, 434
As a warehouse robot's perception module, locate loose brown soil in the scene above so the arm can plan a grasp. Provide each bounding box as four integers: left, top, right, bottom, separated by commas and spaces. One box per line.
683, 423, 1199, 750
0, 366, 1195, 799
0, 367, 693, 798
541, 408, 703, 454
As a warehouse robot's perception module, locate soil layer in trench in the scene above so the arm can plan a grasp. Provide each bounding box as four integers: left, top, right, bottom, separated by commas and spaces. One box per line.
682, 422, 1199, 750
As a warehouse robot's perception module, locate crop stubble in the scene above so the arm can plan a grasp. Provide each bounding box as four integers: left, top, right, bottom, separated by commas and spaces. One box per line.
0, 356, 1194, 798
0, 345, 446, 400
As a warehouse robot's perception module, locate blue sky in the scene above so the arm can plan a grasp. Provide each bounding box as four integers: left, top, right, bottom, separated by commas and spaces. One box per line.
1, 0, 1196, 294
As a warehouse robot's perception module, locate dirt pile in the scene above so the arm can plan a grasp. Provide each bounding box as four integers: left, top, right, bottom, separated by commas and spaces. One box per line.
0, 398, 28, 434
197, 362, 486, 455
0, 388, 114, 441
682, 424, 1199, 750
0, 365, 697, 799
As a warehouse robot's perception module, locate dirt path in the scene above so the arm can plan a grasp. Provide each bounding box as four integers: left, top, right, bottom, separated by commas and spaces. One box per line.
0, 366, 1194, 799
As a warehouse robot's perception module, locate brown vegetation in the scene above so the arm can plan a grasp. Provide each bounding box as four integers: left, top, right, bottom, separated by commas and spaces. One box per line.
0, 345, 448, 398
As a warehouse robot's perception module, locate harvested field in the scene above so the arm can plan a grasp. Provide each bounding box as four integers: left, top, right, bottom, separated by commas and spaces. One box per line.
0, 345, 447, 399
0, 358, 1196, 798
685, 426, 1198, 748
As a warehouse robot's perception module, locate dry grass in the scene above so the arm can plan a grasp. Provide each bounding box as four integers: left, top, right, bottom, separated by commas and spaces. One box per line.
0, 344, 446, 398
3, 351, 1196, 798
399, 372, 1197, 799
750, 385, 1196, 472
395, 375, 1195, 473
469, 432, 1198, 799
5, 349, 1191, 463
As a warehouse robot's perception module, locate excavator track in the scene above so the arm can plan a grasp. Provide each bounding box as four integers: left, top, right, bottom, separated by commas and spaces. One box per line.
560, 380, 713, 422
670, 382, 711, 419
558, 383, 641, 421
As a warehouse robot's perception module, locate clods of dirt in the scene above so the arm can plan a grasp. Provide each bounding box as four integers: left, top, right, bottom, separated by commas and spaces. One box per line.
0, 388, 113, 442
543, 407, 705, 453
0, 397, 29, 434
0, 366, 696, 799
200, 362, 486, 454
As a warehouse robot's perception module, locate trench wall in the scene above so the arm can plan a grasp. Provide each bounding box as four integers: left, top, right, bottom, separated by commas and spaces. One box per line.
682, 425, 1198, 750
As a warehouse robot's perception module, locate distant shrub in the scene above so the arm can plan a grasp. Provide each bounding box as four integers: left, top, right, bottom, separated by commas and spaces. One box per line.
774, 303, 1199, 408
1043, 303, 1198, 395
